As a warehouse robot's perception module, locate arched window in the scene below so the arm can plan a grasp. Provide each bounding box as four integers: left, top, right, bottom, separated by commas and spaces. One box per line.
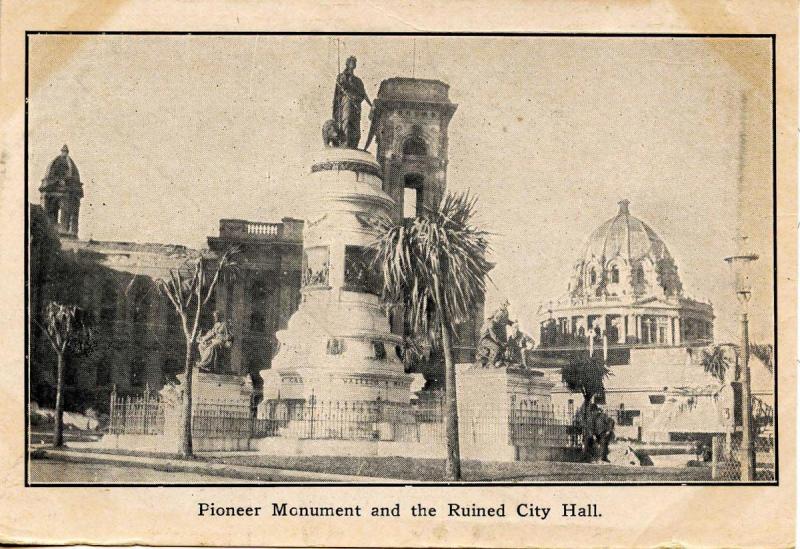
403, 136, 427, 156
46, 198, 59, 224
589, 268, 597, 286
130, 357, 146, 387
611, 266, 620, 284
100, 279, 117, 325
162, 357, 180, 383
131, 279, 150, 324
633, 265, 645, 285
249, 280, 269, 333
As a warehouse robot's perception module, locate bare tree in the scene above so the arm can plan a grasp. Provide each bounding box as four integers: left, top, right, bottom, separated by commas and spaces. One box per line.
156, 247, 239, 457
39, 302, 95, 447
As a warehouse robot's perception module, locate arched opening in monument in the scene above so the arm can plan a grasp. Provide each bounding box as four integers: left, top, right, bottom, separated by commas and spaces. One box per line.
45, 198, 59, 225
302, 246, 330, 288
403, 172, 425, 219
403, 136, 427, 156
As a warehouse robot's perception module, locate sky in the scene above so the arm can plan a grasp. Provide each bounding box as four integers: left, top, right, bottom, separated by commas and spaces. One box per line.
27, 35, 774, 343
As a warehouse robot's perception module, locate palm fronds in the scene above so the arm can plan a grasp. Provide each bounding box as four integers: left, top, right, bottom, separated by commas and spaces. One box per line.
371, 191, 492, 340
701, 345, 731, 382
750, 343, 774, 374
42, 302, 96, 356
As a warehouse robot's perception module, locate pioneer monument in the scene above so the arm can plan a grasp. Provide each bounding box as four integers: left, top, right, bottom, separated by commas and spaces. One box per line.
256, 62, 559, 457
257, 60, 443, 423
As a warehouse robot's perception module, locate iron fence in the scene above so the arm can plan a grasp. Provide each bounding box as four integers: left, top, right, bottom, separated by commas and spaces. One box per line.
108, 388, 164, 435
109, 388, 254, 439
509, 405, 578, 448
256, 397, 576, 448
109, 388, 578, 450
192, 402, 253, 439
710, 395, 776, 482
255, 399, 438, 442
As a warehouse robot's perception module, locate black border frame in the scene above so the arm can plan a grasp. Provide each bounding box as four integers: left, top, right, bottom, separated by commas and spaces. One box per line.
24, 31, 778, 488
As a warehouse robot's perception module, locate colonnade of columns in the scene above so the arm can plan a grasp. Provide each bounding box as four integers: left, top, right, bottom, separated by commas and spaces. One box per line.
545, 311, 708, 347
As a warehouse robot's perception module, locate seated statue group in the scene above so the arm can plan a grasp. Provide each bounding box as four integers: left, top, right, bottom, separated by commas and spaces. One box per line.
476, 302, 535, 368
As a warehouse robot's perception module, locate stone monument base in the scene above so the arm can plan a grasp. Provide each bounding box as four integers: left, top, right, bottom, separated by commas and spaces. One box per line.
456, 363, 567, 462
259, 365, 413, 409
172, 368, 254, 407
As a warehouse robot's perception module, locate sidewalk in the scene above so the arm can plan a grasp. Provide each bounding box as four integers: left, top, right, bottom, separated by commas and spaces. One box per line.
33, 447, 404, 483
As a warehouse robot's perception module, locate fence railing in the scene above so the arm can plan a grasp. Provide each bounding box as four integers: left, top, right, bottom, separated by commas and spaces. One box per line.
109, 389, 578, 449
108, 389, 164, 435
109, 388, 255, 439
256, 398, 577, 447
192, 402, 253, 439
509, 406, 578, 448
255, 399, 445, 443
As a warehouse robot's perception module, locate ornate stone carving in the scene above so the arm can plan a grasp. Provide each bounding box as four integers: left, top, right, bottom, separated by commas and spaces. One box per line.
302, 246, 330, 288
343, 245, 382, 296
311, 160, 381, 178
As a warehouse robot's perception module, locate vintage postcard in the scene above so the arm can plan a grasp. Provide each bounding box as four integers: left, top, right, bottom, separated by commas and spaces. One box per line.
0, 1, 796, 547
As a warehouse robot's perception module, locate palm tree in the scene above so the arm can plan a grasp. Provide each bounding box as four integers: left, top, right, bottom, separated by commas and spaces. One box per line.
39, 302, 96, 447
156, 247, 239, 457
372, 191, 492, 480
701, 345, 731, 382
750, 343, 774, 374
561, 351, 610, 460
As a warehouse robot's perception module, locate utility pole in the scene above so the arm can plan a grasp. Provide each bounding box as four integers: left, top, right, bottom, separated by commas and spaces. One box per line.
725, 237, 758, 482
739, 304, 755, 481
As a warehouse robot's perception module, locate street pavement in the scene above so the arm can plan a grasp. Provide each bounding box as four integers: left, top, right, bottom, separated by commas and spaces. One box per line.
29, 460, 266, 483
28, 447, 400, 483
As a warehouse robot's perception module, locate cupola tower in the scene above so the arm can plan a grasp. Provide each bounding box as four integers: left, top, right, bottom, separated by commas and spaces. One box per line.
370, 78, 457, 220
39, 144, 83, 239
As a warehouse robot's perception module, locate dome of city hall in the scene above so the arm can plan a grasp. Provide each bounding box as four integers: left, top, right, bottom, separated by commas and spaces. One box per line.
571, 199, 682, 299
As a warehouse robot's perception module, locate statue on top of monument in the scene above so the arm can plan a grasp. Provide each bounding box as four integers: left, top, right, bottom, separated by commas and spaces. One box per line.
326, 55, 372, 149
196, 311, 233, 373
476, 302, 514, 368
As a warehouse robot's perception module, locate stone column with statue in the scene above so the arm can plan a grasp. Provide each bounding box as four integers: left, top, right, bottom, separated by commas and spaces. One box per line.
323, 55, 373, 149
258, 56, 416, 436
162, 311, 252, 418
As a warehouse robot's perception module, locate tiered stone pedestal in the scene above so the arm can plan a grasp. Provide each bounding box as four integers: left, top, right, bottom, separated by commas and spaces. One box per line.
456, 364, 560, 462
258, 148, 414, 435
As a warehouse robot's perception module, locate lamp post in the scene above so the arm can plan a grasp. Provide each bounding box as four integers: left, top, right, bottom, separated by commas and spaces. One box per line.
724, 236, 758, 481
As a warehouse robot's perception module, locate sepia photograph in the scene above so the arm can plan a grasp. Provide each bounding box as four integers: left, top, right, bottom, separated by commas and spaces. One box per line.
25, 33, 776, 486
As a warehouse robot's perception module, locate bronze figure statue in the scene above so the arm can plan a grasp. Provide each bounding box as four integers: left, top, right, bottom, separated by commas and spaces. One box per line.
331, 56, 372, 149
196, 311, 233, 373
476, 303, 513, 367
